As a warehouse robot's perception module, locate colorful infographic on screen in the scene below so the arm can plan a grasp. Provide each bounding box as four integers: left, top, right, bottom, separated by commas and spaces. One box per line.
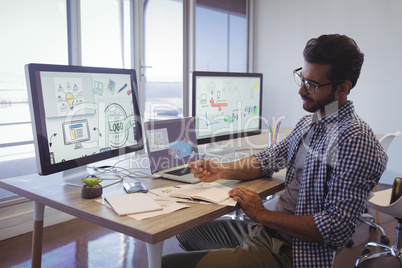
145, 118, 198, 173
194, 75, 261, 140
39, 71, 138, 164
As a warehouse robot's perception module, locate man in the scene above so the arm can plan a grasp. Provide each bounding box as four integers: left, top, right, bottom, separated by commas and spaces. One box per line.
162, 34, 388, 268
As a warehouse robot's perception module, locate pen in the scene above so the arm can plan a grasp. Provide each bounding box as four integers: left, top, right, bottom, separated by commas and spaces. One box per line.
118, 83, 128, 93
266, 121, 273, 134
271, 122, 277, 146
275, 122, 281, 144
271, 121, 281, 146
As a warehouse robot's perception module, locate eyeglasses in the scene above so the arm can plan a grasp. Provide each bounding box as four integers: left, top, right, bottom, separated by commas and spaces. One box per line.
293, 67, 346, 95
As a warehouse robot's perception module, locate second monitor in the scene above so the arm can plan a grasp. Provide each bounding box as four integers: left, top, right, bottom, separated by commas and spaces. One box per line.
192, 71, 263, 156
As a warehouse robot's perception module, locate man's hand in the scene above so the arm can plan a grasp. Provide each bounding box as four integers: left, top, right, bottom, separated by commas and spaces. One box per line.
229, 187, 266, 223
188, 158, 223, 182
230, 187, 325, 243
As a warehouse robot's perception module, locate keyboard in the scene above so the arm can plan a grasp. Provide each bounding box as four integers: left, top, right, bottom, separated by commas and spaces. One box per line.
165, 167, 192, 176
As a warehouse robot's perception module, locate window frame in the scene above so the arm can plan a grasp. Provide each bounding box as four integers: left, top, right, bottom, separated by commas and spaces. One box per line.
0, 0, 254, 196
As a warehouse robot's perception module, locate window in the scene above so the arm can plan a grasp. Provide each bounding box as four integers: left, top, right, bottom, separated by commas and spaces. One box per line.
143, 0, 184, 121
0, 0, 251, 174
195, 0, 248, 72
81, 0, 131, 68
142, 0, 248, 121
0, 0, 67, 162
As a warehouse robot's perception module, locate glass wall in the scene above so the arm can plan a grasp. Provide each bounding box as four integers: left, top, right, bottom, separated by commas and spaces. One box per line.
143, 0, 184, 121
0, 0, 250, 161
195, 0, 247, 72
0, 0, 67, 161
142, 0, 248, 121
81, 0, 128, 68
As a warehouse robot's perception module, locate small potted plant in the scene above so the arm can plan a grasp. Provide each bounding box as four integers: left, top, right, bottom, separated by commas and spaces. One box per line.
81, 175, 103, 199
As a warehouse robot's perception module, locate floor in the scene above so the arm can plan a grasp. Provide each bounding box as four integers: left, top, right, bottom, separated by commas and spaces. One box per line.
0, 197, 400, 267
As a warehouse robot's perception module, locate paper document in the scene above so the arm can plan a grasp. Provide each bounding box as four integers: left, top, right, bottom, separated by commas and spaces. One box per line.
103, 193, 163, 216
129, 199, 190, 220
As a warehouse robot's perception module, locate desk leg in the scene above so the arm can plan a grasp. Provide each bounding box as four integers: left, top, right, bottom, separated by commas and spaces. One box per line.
32, 201, 45, 268
146, 241, 164, 268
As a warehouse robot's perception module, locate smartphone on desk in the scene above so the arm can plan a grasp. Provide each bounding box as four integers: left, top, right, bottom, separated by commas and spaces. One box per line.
123, 182, 148, 193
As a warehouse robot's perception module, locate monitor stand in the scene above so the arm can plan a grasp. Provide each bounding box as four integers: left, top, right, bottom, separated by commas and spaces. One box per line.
62, 165, 122, 187
202, 142, 252, 161
62, 166, 89, 187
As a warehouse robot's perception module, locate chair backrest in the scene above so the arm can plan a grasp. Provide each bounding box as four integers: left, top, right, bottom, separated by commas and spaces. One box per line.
390, 177, 402, 204
379, 131, 402, 153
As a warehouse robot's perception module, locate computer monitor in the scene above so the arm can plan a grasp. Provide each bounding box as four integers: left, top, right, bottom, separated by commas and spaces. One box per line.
192, 71, 263, 156
25, 63, 143, 186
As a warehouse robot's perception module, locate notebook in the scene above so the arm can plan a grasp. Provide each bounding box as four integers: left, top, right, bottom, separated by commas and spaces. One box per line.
169, 186, 230, 204
144, 117, 200, 184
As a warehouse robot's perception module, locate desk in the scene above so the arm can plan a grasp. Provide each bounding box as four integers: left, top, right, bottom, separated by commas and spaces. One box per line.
0, 162, 285, 268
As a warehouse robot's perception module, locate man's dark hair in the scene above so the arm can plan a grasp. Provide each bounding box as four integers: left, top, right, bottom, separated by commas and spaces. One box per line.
303, 34, 364, 89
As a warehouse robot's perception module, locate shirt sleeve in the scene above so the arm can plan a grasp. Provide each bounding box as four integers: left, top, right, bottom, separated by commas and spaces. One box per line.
313, 130, 388, 248
253, 139, 289, 178
253, 117, 310, 179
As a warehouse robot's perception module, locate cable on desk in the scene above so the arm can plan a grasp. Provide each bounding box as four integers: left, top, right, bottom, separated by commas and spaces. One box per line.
89, 154, 159, 186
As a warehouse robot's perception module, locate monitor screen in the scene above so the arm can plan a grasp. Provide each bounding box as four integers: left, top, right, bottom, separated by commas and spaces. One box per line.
192, 71, 263, 145
25, 63, 143, 184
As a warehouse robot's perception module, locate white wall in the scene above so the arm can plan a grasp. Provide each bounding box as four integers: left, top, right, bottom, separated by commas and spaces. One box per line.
254, 0, 402, 184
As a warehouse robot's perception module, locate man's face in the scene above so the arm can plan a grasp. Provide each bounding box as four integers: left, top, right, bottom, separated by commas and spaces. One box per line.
298, 62, 339, 117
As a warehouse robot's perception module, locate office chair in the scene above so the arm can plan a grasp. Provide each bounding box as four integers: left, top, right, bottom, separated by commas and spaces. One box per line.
374, 131, 402, 221
355, 177, 402, 267
346, 131, 401, 248
379, 131, 402, 153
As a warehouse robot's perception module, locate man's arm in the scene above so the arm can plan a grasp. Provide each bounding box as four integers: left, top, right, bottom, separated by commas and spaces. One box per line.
188, 156, 261, 182
229, 187, 324, 243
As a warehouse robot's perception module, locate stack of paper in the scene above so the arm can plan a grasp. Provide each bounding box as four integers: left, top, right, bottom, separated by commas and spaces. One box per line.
100, 182, 237, 220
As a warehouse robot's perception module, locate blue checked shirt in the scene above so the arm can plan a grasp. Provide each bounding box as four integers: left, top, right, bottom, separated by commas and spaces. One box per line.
254, 101, 387, 268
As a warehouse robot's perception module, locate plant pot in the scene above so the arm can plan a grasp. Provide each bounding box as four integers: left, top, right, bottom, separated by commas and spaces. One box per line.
81, 185, 103, 199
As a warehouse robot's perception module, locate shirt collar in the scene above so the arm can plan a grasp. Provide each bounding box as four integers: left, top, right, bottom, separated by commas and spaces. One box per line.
313, 101, 355, 127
